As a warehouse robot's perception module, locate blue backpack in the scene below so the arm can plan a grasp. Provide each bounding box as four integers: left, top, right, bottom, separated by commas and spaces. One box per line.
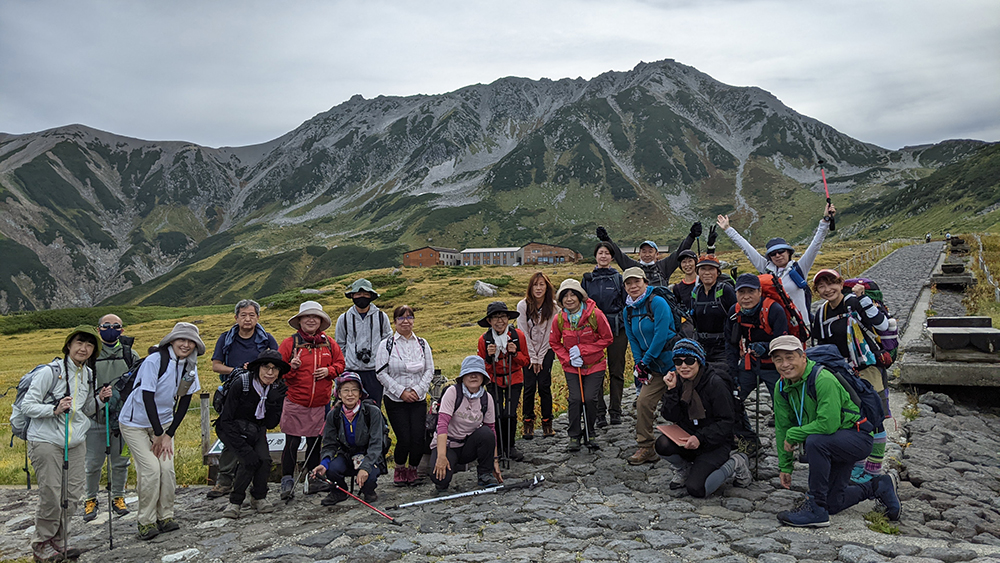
781, 344, 885, 431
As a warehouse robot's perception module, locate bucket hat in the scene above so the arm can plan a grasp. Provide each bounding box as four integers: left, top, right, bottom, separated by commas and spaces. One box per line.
63, 325, 102, 361
288, 301, 332, 332
334, 372, 369, 399
556, 278, 589, 306
765, 238, 795, 257
477, 301, 519, 328
158, 322, 206, 355
345, 278, 380, 299
457, 355, 491, 384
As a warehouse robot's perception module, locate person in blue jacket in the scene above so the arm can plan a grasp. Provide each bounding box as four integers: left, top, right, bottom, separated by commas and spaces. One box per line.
622, 267, 677, 466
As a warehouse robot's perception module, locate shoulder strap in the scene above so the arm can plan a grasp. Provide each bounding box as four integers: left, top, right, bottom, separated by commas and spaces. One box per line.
452, 386, 465, 413
479, 393, 489, 416
759, 298, 775, 335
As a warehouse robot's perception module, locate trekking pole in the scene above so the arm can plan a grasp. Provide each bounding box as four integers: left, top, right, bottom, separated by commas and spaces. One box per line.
289, 435, 324, 503
389, 474, 545, 509
104, 398, 114, 550
24, 442, 31, 490
312, 474, 400, 524
61, 407, 70, 558
754, 384, 760, 481
818, 159, 836, 232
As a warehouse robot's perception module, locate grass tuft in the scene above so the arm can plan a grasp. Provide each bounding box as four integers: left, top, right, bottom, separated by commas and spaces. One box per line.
863, 509, 900, 534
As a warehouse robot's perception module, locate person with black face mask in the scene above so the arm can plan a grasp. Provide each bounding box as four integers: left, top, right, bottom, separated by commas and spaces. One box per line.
335, 279, 392, 406
83, 314, 140, 522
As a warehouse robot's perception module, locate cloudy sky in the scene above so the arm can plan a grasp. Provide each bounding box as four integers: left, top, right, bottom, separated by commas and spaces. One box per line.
2, 0, 997, 150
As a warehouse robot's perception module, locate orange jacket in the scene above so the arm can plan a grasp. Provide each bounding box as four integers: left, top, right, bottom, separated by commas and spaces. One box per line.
278, 332, 346, 408
549, 299, 614, 375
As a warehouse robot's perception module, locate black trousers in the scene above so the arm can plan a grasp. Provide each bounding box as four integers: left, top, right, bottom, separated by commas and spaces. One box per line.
429, 426, 496, 489
229, 430, 271, 505
566, 369, 603, 439
522, 349, 554, 422
282, 435, 321, 477
487, 382, 522, 457
654, 436, 731, 498
384, 397, 427, 467
598, 330, 628, 419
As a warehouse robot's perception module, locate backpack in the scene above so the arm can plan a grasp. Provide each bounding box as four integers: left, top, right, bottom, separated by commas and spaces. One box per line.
626, 286, 696, 347
758, 274, 810, 342
844, 278, 899, 357
328, 399, 391, 472
213, 367, 250, 416
780, 344, 885, 432
9, 358, 64, 442
789, 262, 813, 320
376, 335, 428, 374
481, 328, 522, 385
425, 384, 490, 446
219, 324, 272, 372
109, 347, 171, 433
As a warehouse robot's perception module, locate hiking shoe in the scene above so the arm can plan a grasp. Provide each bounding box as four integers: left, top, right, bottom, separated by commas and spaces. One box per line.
32, 539, 64, 562
305, 475, 330, 495
609, 415, 622, 426
137, 522, 159, 541
206, 483, 232, 499
522, 419, 534, 440
874, 472, 901, 521
222, 503, 240, 519
280, 475, 294, 501
251, 497, 274, 514
83, 497, 98, 522
477, 473, 499, 488
567, 437, 581, 452
112, 496, 130, 516
393, 466, 407, 487
363, 491, 378, 503
62, 545, 84, 559
508, 446, 524, 462
541, 419, 555, 437
777, 497, 830, 527
584, 439, 600, 451
405, 466, 420, 485
669, 463, 690, 490
731, 452, 753, 487
627, 447, 658, 465
321, 489, 348, 506
157, 518, 179, 533
596, 416, 608, 428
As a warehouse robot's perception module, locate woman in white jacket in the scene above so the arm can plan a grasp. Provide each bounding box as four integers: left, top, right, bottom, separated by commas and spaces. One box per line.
21, 326, 102, 562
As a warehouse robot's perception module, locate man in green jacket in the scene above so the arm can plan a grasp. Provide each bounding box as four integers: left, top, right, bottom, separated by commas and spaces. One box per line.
770, 336, 900, 527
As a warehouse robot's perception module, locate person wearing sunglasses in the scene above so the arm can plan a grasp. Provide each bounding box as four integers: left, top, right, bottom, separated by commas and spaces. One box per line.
716, 202, 835, 321
654, 339, 752, 497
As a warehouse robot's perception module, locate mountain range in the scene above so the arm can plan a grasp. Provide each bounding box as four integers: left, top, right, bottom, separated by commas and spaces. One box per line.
1, 58, 996, 312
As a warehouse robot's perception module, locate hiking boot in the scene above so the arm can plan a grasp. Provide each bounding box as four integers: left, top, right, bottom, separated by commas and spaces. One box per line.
393, 466, 407, 487
609, 415, 622, 426
584, 439, 601, 451
137, 522, 159, 541
405, 466, 420, 485
567, 437, 581, 452
596, 416, 608, 428
222, 503, 241, 519
305, 475, 330, 495
874, 472, 901, 521
477, 473, 499, 488
731, 452, 753, 487
851, 465, 876, 485
777, 497, 830, 527
669, 463, 690, 490
321, 489, 348, 506
541, 419, 555, 437
280, 475, 295, 501
157, 518, 179, 533
508, 446, 524, 462
32, 539, 62, 562
112, 496, 130, 516
83, 498, 98, 522
363, 491, 378, 503
249, 496, 272, 513
522, 419, 534, 440
627, 447, 658, 465
62, 545, 84, 559
206, 483, 232, 499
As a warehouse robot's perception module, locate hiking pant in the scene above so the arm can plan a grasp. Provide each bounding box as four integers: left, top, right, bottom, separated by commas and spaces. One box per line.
384, 397, 427, 468
28, 441, 85, 547
229, 430, 271, 505
429, 425, 495, 490
655, 437, 732, 498
487, 382, 521, 457
522, 349, 554, 423
215, 447, 239, 488
282, 435, 321, 477
597, 330, 628, 420
327, 454, 380, 495
736, 365, 778, 402
120, 425, 175, 527
565, 368, 603, 440
85, 421, 128, 499
803, 428, 875, 513
357, 369, 383, 408
636, 369, 667, 449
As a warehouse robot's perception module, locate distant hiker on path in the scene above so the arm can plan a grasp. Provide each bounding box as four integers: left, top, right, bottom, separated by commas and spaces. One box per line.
515, 272, 557, 439
476, 301, 530, 463
208, 299, 279, 500
582, 242, 628, 427
336, 279, 392, 406
595, 222, 701, 287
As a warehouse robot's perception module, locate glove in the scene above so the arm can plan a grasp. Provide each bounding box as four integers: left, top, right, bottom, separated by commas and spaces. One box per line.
707, 225, 717, 247
690, 221, 703, 238
634, 361, 650, 384
596, 226, 610, 242
570, 356, 584, 368
749, 342, 769, 358
569, 345, 581, 360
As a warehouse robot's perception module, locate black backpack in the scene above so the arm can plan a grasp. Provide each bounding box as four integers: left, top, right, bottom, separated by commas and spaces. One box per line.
626, 286, 696, 346
109, 347, 170, 433
212, 367, 249, 416
328, 399, 392, 472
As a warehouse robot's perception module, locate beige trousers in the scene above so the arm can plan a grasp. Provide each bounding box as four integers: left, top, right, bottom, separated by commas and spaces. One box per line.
636, 371, 667, 449
28, 441, 85, 547
120, 425, 176, 526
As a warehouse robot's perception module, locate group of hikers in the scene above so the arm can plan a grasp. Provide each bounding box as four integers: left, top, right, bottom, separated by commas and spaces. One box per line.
16, 202, 907, 562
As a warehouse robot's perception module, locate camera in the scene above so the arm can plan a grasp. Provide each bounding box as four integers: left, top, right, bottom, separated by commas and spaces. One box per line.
357, 348, 372, 364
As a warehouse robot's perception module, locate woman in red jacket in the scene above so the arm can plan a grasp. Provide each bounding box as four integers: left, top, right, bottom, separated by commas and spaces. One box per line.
277, 301, 345, 500
550, 279, 613, 452
476, 301, 530, 463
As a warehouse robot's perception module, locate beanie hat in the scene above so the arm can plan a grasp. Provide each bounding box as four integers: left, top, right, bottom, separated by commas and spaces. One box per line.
158, 322, 206, 355
672, 338, 706, 365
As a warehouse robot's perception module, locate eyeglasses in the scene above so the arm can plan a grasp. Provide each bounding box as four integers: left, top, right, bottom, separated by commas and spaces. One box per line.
673, 357, 698, 366
99, 323, 123, 330
396, 316, 415, 321
259, 365, 281, 373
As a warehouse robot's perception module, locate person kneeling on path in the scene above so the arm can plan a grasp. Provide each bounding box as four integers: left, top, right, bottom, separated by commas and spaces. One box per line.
431, 356, 502, 491
770, 336, 900, 527
622, 267, 678, 465
654, 339, 752, 497
218, 350, 289, 519
476, 302, 530, 462
549, 279, 613, 451
312, 373, 386, 505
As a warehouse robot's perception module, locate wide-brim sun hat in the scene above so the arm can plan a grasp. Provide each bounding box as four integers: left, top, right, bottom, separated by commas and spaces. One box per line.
158, 322, 207, 355
288, 300, 332, 332
334, 372, 369, 399
622, 266, 647, 282
63, 325, 103, 361
556, 278, 589, 306
477, 301, 519, 328
344, 278, 380, 300
457, 355, 491, 384
247, 350, 291, 377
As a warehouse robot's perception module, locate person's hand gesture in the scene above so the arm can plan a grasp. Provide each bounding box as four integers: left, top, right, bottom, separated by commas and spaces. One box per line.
825, 202, 836, 219
290, 349, 302, 370
98, 384, 112, 401
356, 469, 369, 489
716, 215, 730, 231
690, 222, 703, 238
596, 226, 610, 242
783, 439, 796, 453
55, 396, 73, 415
433, 454, 451, 480
313, 367, 328, 380
663, 370, 677, 390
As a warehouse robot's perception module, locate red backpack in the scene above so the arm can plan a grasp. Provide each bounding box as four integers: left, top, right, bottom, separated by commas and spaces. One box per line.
757, 274, 810, 342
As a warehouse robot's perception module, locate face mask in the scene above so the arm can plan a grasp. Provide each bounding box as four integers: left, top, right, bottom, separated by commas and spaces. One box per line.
353, 296, 373, 309
100, 328, 122, 343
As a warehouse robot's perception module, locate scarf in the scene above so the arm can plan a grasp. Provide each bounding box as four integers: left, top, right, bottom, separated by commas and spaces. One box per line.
297, 330, 325, 345
679, 370, 706, 421
252, 378, 271, 420
492, 329, 508, 361
739, 300, 763, 319
566, 308, 583, 329
462, 384, 485, 399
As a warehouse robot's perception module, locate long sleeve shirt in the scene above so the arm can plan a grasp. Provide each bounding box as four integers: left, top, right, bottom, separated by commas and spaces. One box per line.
22, 359, 97, 447
375, 332, 435, 402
